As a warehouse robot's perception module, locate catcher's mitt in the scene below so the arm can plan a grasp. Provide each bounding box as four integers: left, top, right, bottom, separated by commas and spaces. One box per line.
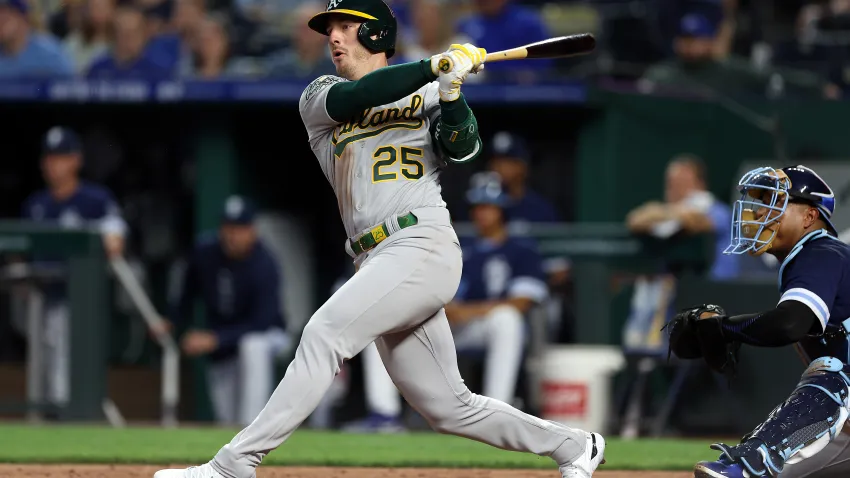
663, 304, 741, 380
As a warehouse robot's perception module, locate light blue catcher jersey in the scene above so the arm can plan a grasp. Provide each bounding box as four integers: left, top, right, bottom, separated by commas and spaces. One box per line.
455, 237, 548, 304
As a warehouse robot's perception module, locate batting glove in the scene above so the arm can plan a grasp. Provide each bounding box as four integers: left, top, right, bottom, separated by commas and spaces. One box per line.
429, 45, 486, 102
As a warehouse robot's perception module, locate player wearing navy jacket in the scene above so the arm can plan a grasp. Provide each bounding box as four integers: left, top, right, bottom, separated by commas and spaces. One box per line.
20, 126, 127, 411
167, 196, 290, 426
445, 172, 548, 404
664, 165, 850, 478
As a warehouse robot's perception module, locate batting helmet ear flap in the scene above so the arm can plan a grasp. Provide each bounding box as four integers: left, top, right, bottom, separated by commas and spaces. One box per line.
357, 14, 396, 57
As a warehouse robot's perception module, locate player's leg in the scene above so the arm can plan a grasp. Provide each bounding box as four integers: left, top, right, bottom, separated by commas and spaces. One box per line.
207, 359, 239, 425
342, 341, 403, 432
480, 304, 525, 403
44, 300, 70, 409
778, 431, 850, 478
695, 357, 850, 478
237, 329, 292, 426
375, 308, 603, 474
451, 305, 525, 404
185, 224, 463, 478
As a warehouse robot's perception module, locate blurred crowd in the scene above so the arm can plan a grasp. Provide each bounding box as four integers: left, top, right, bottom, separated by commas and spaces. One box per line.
0, 0, 848, 94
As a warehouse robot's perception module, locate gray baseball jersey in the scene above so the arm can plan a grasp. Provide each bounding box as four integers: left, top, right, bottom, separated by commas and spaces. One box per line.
298, 74, 446, 238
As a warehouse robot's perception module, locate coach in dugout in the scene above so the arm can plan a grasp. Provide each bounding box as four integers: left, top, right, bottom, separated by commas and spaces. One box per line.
162, 195, 291, 426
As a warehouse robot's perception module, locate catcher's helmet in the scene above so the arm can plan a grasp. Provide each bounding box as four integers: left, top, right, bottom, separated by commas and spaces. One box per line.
308, 0, 397, 58
726, 165, 837, 256
466, 172, 511, 208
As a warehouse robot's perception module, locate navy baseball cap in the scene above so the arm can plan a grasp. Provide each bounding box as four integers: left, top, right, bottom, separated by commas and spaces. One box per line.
0, 0, 29, 15
679, 12, 720, 38
221, 195, 256, 225
41, 126, 82, 156
490, 131, 530, 162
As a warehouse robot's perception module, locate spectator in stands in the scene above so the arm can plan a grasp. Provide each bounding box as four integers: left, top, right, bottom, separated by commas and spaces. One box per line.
395, 0, 458, 63
183, 14, 243, 78
266, 1, 335, 79
626, 153, 739, 280
142, 0, 181, 72
62, 0, 113, 74
640, 7, 823, 99
0, 0, 74, 78
486, 131, 559, 225
20, 126, 127, 413
455, 0, 551, 83
162, 195, 291, 426
87, 4, 173, 79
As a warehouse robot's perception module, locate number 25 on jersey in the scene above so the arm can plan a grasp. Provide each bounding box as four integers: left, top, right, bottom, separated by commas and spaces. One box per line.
372, 145, 424, 183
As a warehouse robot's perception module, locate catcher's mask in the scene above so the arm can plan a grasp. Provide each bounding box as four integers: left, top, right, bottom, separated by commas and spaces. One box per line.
725, 167, 791, 256
725, 165, 837, 256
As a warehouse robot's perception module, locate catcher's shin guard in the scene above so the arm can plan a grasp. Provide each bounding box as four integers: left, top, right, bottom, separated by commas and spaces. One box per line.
710, 356, 850, 477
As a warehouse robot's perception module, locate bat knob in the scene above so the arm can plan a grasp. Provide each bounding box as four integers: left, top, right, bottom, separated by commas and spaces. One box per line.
438, 57, 452, 73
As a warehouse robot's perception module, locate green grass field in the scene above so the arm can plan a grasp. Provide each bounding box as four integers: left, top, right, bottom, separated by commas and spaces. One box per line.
0, 425, 718, 470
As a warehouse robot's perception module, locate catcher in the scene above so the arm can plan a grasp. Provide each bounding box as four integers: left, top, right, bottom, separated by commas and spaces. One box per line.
665, 165, 850, 478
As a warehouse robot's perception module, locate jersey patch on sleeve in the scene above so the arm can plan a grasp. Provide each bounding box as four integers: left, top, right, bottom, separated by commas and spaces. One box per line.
304, 75, 344, 103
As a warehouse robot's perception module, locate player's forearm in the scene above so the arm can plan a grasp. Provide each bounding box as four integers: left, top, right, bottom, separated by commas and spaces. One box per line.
437, 94, 481, 162
326, 59, 437, 122
719, 301, 818, 347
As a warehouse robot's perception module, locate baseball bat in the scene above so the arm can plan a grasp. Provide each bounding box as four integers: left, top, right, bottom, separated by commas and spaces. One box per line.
435, 33, 595, 74
485, 33, 596, 62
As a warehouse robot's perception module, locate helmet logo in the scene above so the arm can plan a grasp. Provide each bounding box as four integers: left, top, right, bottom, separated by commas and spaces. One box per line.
326, 0, 341, 10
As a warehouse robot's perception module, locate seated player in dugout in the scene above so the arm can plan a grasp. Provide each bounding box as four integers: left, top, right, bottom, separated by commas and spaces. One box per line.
160, 196, 291, 427
627, 153, 740, 280
663, 165, 850, 478
446, 172, 549, 403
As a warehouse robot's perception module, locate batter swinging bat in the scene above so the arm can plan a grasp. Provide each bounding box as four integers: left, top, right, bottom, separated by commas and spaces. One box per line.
486, 33, 596, 63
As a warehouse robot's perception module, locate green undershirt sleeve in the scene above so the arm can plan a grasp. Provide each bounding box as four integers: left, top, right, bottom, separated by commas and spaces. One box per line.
435, 94, 482, 163
325, 59, 437, 122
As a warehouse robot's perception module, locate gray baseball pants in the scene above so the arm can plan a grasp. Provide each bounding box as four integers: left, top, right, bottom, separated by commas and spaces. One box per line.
210, 207, 587, 477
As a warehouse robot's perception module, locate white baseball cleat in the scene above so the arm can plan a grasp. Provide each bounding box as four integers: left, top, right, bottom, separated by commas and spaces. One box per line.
154, 463, 227, 478
559, 432, 606, 478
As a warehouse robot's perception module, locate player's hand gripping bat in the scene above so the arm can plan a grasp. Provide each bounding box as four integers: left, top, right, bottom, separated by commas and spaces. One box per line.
485, 33, 596, 63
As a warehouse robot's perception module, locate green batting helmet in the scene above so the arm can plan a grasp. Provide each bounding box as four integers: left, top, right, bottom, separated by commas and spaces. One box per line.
308, 0, 397, 58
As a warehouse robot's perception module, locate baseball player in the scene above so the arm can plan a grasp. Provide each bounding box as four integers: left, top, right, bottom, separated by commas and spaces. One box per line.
20, 126, 126, 413
154, 0, 605, 477
165, 196, 291, 427
663, 165, 850, 478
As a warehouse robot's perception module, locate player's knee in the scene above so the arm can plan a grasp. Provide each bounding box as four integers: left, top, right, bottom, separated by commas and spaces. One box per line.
487, 304, 524, 333
421, 388, 480, 435
238, 332, 271, 356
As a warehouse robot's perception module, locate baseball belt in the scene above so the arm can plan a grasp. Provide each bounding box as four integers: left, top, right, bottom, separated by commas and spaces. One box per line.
349, 212, 419, 256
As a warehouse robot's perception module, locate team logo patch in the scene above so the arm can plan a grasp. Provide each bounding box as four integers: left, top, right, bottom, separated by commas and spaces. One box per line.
304, 75, 344, 102
326, 0, 341, 10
